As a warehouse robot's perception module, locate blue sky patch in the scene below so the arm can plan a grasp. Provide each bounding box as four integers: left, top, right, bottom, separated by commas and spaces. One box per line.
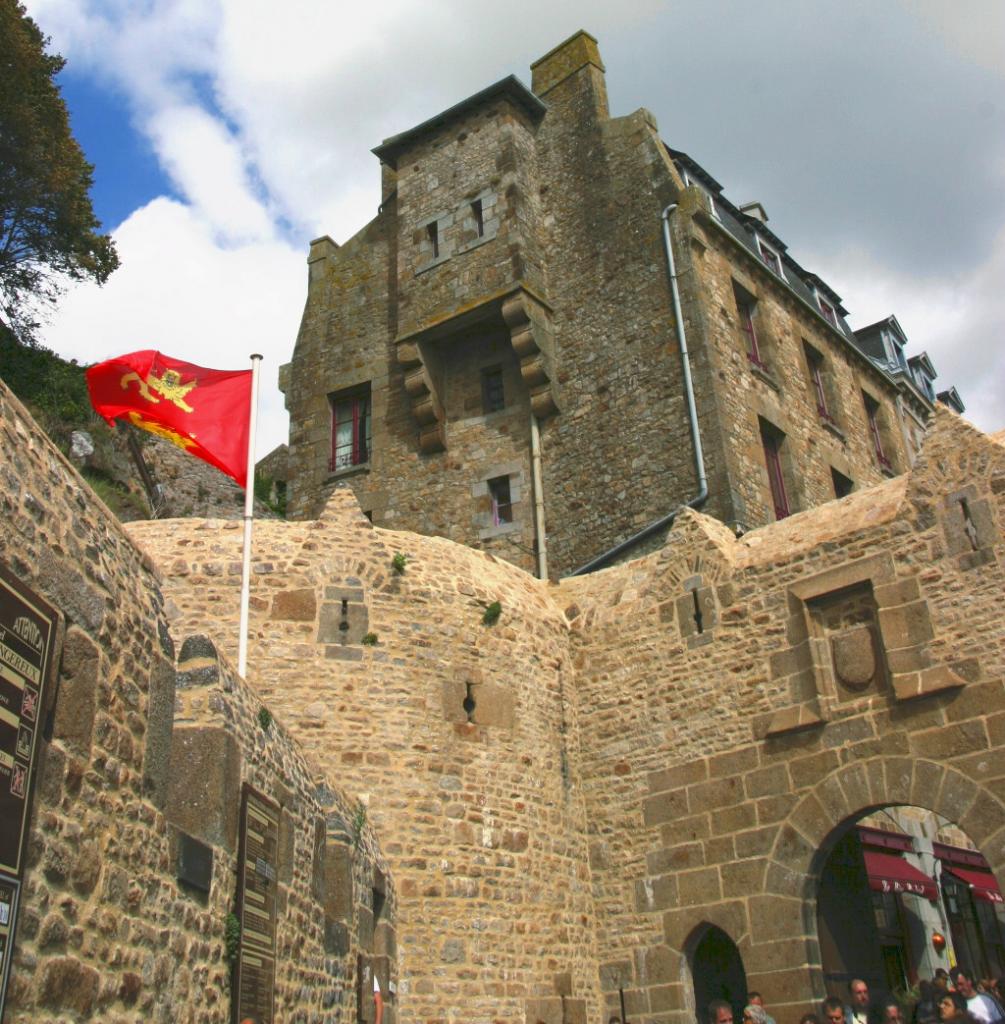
59, 69, 174, 231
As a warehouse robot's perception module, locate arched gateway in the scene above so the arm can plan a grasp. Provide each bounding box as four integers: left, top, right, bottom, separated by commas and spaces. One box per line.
655, 757, 1005, 1023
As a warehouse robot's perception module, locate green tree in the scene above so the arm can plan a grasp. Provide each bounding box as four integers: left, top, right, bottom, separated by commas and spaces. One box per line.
0, 1, 118, 341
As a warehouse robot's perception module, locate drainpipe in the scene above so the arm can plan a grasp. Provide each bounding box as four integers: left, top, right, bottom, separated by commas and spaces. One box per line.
569, 202, 708, 576
530, 413, 548, 579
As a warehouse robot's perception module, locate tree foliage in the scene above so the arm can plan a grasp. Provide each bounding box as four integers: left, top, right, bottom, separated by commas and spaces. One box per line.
0, 1, 118, 341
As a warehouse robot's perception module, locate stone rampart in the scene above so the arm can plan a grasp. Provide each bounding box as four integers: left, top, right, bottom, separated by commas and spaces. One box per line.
128, 490, 602, 1024
130, 406, 1004, 1024
1, 377, 393, 1024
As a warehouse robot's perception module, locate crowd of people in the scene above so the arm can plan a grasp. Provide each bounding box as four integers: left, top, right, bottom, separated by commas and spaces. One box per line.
699, 968, 1005, 1024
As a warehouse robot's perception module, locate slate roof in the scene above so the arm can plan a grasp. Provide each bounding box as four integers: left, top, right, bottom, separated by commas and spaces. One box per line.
373, 76, 546, 168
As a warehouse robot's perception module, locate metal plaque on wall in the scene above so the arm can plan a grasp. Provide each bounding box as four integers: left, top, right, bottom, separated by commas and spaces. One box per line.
233, 784, 279, 1024
0, 563, 61, 1016
0, 876, 20, 1015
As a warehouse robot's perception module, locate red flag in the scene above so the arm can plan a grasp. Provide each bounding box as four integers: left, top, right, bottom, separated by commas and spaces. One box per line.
86, 350, 253, 487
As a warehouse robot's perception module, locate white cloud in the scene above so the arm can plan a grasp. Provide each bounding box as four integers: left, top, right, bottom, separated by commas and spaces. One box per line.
43, 198, 303, 458
18, 0, 1005, 471
146, 104, 274, 243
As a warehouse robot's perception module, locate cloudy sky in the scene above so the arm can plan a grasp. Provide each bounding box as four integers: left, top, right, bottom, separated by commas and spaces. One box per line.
21, 0, 1005, 456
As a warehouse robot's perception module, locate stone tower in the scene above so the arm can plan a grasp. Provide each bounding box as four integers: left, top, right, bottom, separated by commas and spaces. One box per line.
281, 31, 954, 578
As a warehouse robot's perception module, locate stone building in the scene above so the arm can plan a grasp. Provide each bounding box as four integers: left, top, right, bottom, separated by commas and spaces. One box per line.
2, 29, 1002, 1024
280, 31, 960, 579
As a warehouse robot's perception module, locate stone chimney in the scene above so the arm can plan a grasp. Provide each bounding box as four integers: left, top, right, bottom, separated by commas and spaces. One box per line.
531, 30, 608, 120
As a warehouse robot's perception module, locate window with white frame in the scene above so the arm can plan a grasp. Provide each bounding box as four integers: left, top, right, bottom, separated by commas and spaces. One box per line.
816, 291, 838, 327
757, 238, 784, 278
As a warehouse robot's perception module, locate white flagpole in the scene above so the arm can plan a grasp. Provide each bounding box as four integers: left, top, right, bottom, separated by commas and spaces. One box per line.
238, 354, 262, 677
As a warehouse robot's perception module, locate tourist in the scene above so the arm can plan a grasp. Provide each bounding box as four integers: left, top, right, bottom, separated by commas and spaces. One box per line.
915, 980, 940, 1024
709, 999, 735, 1024
823, 996, 845, 1024
847, 980, 871, 1024
749, 992, 777, 1024
937, 991, 971, 1024
950, 967, 1004, 1024
743, 1004, 769, 1024
869, 996, 903, 1024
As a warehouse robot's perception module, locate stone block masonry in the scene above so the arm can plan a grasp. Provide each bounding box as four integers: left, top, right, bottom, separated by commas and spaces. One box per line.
128, 404, 1005, 1024
282, 30, 931, 578
0, 376, 395, 1024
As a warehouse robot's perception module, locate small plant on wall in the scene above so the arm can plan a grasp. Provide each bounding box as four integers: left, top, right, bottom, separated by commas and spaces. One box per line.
362, 632, 378, 646
224, 912, 241, 964
482, 601, 502, 626
351, 802, 367, 850
391, 552, 408, 574
258, 706, 272, 731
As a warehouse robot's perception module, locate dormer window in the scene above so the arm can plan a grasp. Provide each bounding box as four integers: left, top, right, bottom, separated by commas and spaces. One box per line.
915, 370, 934, 401
883, 331, 908, 371
757, 239, 783, 278
816, 293, 837, 328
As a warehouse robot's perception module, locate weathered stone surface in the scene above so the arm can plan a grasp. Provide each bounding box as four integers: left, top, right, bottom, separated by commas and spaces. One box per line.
38, 956, 100, 1013
272, 587, 318, 621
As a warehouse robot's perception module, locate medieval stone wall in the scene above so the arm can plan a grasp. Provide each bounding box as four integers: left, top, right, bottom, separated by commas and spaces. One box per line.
0, 378, 393, 1024
559, 409, 1004, 1023
528, 50, 703, 575
129, 408, 1004, 1024
128, 491, 602, 1024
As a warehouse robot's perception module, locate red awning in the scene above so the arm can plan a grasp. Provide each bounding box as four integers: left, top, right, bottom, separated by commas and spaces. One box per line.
863, 850, 938, 899
944, 866, 1004, 904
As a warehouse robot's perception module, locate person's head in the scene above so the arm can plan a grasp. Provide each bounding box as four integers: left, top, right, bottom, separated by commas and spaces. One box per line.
937, 992, 967, 1020
743, 1005, 768, 1024
849, 980, 870, 1009
709, 1000, 734, 1024
823, 995, 845, 1024
748, 994, 765, 1009
950, 968, 975, 999
800, 1014, 822, 1024
876, 998, 903, 1024
609, 1017, 622, 1024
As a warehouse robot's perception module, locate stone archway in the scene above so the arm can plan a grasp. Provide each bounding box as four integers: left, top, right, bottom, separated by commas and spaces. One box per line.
758, 756, 1005, 1009
686, 923, 749, 1024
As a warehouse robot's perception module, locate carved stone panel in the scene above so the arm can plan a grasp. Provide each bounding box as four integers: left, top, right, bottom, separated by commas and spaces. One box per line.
809, 584, 887, 703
